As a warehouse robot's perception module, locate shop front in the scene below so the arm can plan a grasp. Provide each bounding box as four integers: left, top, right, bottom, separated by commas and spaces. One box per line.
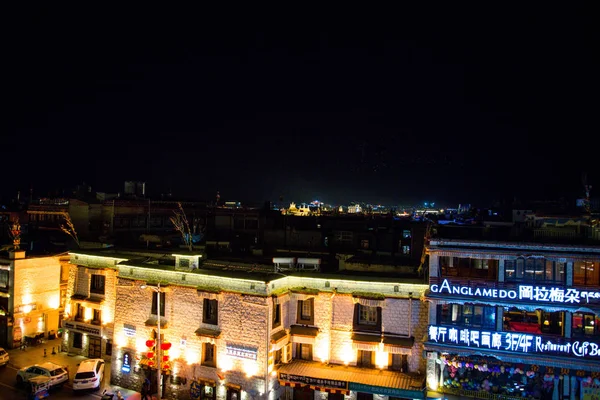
427, 350, 600, 400
278, 359, 425, 400
190, 378, 217, 400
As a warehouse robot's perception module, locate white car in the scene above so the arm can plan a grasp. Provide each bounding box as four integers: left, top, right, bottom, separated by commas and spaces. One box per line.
0, 347, 8, 367
16, 361, 69, 388
73, 358, 105, 391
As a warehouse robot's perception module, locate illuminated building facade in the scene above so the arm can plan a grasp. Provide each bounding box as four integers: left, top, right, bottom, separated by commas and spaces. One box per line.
61, 251, 120, 360
68, 248, 429, 400
0, 250, 64, 349
424, 236, 600, 400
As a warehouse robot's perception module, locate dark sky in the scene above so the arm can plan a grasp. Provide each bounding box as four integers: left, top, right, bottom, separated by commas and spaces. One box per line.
3, 6, 598, 206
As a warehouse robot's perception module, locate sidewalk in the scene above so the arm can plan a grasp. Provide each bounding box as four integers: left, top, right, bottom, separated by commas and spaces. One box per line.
6, 337, 142, 399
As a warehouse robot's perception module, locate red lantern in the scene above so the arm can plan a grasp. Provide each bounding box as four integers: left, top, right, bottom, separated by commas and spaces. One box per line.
147, 352, 155, 359
162, 364, 170, 369
162, 355, 169, 362
148, 360, 154, 367
160, 342, 172, 351
146, 340, 155, 348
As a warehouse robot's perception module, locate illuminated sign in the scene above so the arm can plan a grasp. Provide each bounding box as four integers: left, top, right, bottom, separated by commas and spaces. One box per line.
430, 279, 600, 304
226, 343, 258, 360
122, 352, 131, 373
123, 324, 136, 337
428, 325, 600, 360
279, 373, 347, 390
63, 321, 101, 336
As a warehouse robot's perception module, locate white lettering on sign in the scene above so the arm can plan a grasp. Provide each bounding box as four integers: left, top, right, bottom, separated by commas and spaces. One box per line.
428, 325, 600, 360
429, 279, 600, 304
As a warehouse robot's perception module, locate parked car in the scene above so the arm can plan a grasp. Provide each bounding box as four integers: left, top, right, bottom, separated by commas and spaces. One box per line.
73, 358, 105, 391
16, 361, 69, 388
0, 347, 8, 367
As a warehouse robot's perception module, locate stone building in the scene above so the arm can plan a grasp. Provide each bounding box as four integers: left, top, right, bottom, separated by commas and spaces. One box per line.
0, 249, 64, 349
66, 247, 429, 400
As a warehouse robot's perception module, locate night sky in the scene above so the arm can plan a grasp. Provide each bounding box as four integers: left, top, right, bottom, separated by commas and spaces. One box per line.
4, 6, 598, 206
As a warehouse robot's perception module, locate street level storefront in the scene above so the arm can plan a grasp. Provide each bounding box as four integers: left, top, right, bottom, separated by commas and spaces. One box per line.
278, 360, 426, 400
426, 348, 600, 400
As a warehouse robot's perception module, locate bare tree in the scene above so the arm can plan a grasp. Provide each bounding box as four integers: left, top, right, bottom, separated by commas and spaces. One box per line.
170, 202, 193, 251
60, 212, 80, 248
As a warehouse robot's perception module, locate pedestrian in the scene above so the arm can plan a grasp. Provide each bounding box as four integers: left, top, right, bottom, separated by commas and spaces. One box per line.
141, 377, 151, 400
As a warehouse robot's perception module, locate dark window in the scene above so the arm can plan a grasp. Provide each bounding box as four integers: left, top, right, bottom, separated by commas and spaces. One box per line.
179, 259, 190, 268
389, 353, 408, 372
92, 309, 102, 325
75, 303, 85, 321
296, 298, 314, 325
272, 299, 281, 328
440, 257, 498, 279
0, 270, 9, 289
151, 292, 166, 317
357, 350, 375, 368
402, 230, 411, 239
73, 332, 83, 349
437, 304, 496, 329
505, 258, 565, 284
295, 343, 312, 361
353, 304, 382, 332
360, 239, 369, 249
202, 343, 216, 367
203, 299, 218, 325
106, 340, 112, 356
90, 275, 105, 295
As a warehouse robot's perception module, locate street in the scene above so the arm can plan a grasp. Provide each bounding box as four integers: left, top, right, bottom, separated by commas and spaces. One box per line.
0, 364, 109, 399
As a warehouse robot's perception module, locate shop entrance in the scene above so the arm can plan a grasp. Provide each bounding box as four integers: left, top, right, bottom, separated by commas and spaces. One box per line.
88, 336, 102, 358
293, 386, 314, 400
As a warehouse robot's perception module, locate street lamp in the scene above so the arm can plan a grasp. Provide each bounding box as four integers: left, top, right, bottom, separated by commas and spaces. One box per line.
141, 282, 163, 400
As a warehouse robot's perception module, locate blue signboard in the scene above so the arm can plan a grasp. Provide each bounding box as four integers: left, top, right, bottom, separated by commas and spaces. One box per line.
122, 352, 131, 373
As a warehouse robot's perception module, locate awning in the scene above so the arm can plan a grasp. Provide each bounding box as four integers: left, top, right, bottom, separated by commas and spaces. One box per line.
226, 383, 241, 390
278, 359, 425, 399
290, 325, 319, 337
351, 333, 381, 351
145, 318, 168, 329
195, 328, 221, 339
382, 336, 414, 354
271, 329, 289, 350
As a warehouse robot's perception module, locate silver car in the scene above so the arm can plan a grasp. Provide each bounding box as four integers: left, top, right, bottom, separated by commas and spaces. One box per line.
16, 361, 69, 388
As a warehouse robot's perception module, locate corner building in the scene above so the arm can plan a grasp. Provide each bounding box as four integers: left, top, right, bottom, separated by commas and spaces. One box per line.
68, 248, 429, 400
424, 233, 600, 400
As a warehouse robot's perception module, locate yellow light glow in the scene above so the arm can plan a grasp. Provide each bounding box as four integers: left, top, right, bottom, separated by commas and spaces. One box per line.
48, 295, 60, 310
136, 337, 148, 353
22, 294, 33, 305
185, 349, 200, 365
375, 351, 388, 369
102, 305, 114, 324
243, 359, 259, 377
220, 356, 233, 372
169, 346, 181, 360
22, 305, 32, 314
115, 333, 127, 348
64, 302, 71, 317
339, 343, 354, 365
315, 343, 329, 362
84, 308, 93, 321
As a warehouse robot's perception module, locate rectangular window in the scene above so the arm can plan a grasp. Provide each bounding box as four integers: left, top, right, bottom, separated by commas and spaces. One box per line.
437, 304, 495, 329
272, 301, 281, 328
572, 312, 600, 337
296, 299, 314, 325
402, 230, 411, 239
507, 258, 566, 283
92, 309, 102, 325
360, 239, 370, 249
202, 343, 216, 367
203, 299, 218, 325
402, 245, 411, 255
357, 350, 375, 368
359, 305, 378, 325
73, 332, 83, 349
75, 303, 85, 321
573, 261, 600, 286
0, 270, 9, 289
151, 292, 166, 317
390, 353, 408, 372
353, 304, 382, 332
295, 343, 313, 361
90, 275, 105, 295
